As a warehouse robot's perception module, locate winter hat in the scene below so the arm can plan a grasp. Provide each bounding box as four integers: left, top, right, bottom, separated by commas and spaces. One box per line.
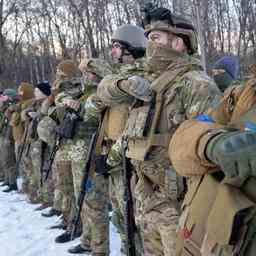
35, 81, 51, 96
213, 56, 239, 80
3, 89, 18, 100
19, 82, 34, 101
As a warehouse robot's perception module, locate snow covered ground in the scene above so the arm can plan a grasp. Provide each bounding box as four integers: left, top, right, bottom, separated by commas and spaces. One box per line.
0, 182, 121, 256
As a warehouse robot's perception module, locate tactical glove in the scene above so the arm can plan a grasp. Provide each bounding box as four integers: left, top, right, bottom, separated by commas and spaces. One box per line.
118, 75, 152, 102
206, 131, 256, 179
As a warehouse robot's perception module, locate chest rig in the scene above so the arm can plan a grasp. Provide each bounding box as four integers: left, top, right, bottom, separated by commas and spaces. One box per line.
125, 66, 190, 161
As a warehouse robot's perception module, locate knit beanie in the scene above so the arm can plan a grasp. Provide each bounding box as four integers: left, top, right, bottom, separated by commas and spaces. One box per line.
213, 56, 239, 79
35, 81, 51, 96
19, 82, 34, 101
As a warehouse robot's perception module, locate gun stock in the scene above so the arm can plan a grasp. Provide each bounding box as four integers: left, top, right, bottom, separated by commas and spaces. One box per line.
70, 132, 97, 240
121, 137, 136, 256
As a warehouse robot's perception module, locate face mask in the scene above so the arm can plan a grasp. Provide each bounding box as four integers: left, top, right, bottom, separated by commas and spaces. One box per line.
146, 41, 186, 72
213, 72, 233, 92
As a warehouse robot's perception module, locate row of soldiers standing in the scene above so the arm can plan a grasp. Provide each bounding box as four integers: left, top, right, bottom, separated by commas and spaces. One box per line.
1, 4, 256, 256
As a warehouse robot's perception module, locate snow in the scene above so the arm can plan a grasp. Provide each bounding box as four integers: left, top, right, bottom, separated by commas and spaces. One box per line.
0, 181, 121, 256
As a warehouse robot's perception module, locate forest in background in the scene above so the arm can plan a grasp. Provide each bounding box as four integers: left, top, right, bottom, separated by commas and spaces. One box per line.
0, 0, 255, 89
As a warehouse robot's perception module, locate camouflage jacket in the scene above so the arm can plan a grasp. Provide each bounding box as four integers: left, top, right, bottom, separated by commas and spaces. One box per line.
97, 51, 221, 162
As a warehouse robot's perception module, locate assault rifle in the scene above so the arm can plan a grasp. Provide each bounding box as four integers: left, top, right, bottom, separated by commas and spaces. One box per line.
43, 133, 61, 182
121, 136, 136, 256
43, 109, 78, 183
16, 122, 30, 175
70, 132, 97, 240
40, 141, 48, 186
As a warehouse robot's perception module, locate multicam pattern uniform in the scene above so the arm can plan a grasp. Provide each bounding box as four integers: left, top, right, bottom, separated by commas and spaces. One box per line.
0, 105, 11, 182
55, 87, 110, 254
1, 114, 16, 186
97, 43, 221, 256
102, 59, 148, 256
21, 99, 54, 204
9, 83, 35, 190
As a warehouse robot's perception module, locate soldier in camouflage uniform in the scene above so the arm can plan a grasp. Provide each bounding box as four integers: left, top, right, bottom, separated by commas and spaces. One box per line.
0, 89, 18, 187
51, 58, 112, 255
105, 24, 147, 256
170, 64, 256, 256
43, 60, 80, 235
96, 7, 221, 255
5, 83, 35, 193
21, 81, 53, 206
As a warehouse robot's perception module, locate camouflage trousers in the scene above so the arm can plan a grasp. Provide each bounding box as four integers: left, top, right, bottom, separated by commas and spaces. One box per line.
0, 135, 5, 180
23, 140, 53, 203
109, 168, 125, 245
63, 138, 109, 254
108, 140, 143, 256
132, 159, 180, 256
110, 168, 143, 256
80, 174, 109, 255
2, 138, 17, 186
30, 141, 54, 204
54, 147, 76, 227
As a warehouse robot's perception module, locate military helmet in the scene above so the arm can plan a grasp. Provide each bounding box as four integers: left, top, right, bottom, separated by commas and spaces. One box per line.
79, 58, 113, 79
111, 24, 147, 58
143, 7, 198, 54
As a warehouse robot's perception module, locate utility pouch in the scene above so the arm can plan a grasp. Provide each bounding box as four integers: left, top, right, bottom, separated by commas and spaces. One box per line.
95, 154, 109, 177
57, 112, 79, 139
28, 118, 39, 140
125, 104, 151, 139
205, 183, 254, 246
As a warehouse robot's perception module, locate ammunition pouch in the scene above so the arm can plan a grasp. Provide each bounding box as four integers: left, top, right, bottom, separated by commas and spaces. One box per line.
125, 97, 170, 160
165, 167, 186, 202
177, 175, 255, 256
125, 66, 190, 161
95, 154, 110, 177
28, 118, 39, 141
76, 120, 97, 139
104, 103, 129, 140
56, 112, 80, 139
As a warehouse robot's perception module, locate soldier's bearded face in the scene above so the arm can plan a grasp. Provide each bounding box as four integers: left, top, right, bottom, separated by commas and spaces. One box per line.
148, 30, 187, 53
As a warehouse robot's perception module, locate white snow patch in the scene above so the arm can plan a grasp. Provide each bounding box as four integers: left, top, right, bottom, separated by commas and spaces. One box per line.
0, 183, 121, 256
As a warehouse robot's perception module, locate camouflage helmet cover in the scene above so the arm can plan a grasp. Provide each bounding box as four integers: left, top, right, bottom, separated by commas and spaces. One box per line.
111, 24, 147, 50
143, 7, 198, 54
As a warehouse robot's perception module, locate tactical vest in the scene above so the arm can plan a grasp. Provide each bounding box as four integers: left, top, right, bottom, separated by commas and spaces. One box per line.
103, 103, 129, 141
125, 66, 190, 161
177, 86, 256, 256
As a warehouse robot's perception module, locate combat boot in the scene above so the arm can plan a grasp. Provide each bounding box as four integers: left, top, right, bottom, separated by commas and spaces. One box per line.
49, 219, 67, 230
68, 244, 91, 254
41, 208, 61, 217
55, 230, 81, 243
34, 203, 51, 211
3, 183, 18, 192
